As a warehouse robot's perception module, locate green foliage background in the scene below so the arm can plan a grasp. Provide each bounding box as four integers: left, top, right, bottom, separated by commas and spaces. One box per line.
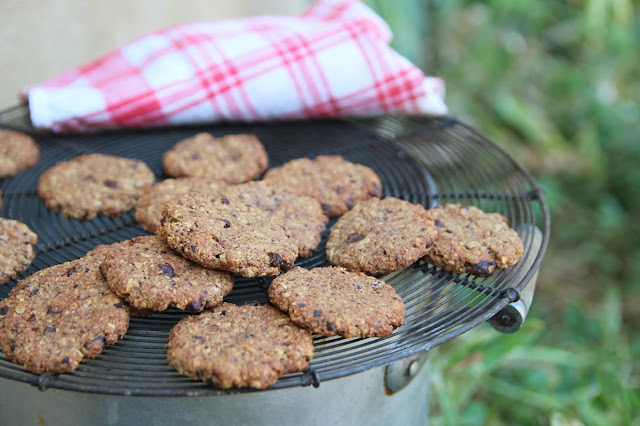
366, 0, 640, 424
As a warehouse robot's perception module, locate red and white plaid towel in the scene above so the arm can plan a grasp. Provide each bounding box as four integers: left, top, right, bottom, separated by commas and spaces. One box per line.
27, 0, 446, 132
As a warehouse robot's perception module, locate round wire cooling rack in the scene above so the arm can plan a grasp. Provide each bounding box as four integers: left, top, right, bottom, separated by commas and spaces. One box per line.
0, 104, 549, 396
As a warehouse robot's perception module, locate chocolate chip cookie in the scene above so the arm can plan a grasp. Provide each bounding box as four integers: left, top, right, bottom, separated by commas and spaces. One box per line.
166, 302, 314, 389
0, 218, 38, 285
162, 133, 268, 183
423, 204, 524, 277
326, 197, 437, 274
263, 155, 382, 217
0, 254, 130, 374
38, 154, 155, 220
0, 129, 40, 178
135, 177, 225, 233
269, 266, 405, 338
160, 192, 297, 277
101, 235, 234, 312
223, 181, 328, 257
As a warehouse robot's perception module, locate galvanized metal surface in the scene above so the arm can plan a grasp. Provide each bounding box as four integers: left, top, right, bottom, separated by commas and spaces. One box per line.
0, 354, 431, 426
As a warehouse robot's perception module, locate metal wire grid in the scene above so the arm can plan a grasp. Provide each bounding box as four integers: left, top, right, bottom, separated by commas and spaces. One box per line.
0, 105, 549, 395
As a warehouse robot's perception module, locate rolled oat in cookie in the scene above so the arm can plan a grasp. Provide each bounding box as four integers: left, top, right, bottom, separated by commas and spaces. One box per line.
223, 181, 328, 257
0, 129, 40, 178
162, 133, 268, 183
0, 252, 130, 374
166, 302, 314, 389
0, 218, 38, 285
263, 155, 381, 217
100, 235, 234, 312
37, 154, 155, 220
160, 192, 297, 277
269, 266, 405, 338
326, 197, 437, 274
422, 204, 524, 277
135, 177, 225, 234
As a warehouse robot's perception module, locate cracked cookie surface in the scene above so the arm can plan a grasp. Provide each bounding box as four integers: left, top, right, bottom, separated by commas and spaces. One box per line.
326, 197, 437, 274
0, 249, 130, 374
167, 302, 314, 389
162, 133, 268, 183
38, 154, 155, 220
160, 192, 297, 277
269, 266, 405, 338
223, 181, 328, 257
0, 218, 38, 285
101, 235, 234, 312
423, 204, 524, 277
0, 129, 40, 178
135, 177, 225, 233
263, 155, 381, 217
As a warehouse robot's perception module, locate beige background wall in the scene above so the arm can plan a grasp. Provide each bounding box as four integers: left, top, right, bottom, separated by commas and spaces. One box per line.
0, 0, 310, 109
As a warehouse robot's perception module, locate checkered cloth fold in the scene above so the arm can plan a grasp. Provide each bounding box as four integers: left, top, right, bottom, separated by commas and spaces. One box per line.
27, 0, 447, 132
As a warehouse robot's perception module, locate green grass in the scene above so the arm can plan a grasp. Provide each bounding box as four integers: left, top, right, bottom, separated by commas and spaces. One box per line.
365, 0, 640, 423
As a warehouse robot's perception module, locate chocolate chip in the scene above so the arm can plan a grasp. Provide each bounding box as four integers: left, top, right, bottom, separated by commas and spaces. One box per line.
62, 357, 71, 364
297, 303, 306, 308
218, 218, 231, 228
159, 263, 176, 278
270, 253, 282, 267
345, 198, 355, 209
113, 303, 124, 308
44, 326, 56, 334
470, 260, 496, 277
84, 336, 106, 348
29, 289, 39, 297
82, 175, 95, 181
245, 333, 255, 338
186, 300, 203, 313
435, 220, 445, 228
326, 322, 335, 331
313, 309, 322, 317
47, 307, 62, 315
27, 314, 36, 323
465, 245, 472, 250
191, 153, 201, 160
66, 267, 76, 276
346, 233, 364, 243
104, 179, 118, 188
190, 245, 196, 252
221, 196, 230, 205
426, 238, 434, 248
321, 204, 332, 214
0, 306, 8, 315
281, 259, 294, 272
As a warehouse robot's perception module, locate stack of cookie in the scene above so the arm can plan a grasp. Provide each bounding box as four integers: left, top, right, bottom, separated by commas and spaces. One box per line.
0, 130, 525, 390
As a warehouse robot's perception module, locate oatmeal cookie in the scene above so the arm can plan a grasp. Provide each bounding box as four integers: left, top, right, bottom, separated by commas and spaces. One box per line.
0, 129, 40, 178
0, 218, 38, 285
326, 197, 437, 274
166, 302, 314, 389
422, 204, 524, 277
37, 154, 155, 220
263, 155, 381, 217
162, 133, 268, 183
269, 266, 405, 338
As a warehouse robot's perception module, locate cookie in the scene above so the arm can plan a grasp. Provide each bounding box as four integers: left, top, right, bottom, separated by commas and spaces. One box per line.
37, 154, 155, 220
223, 181, 328, 257
423, 204, 524, 277
0, 253, 130, 374
269, 266, 405, 338
0, 129, 40, 178
263, 155, 381, 217
135, 177, 225, 233
100, 235, 234, 312
162, 133, 268, 183
0, 218, 38, 285
166, 302, 314, 389
160, 193, 297, 277
326, 197, 437, 274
